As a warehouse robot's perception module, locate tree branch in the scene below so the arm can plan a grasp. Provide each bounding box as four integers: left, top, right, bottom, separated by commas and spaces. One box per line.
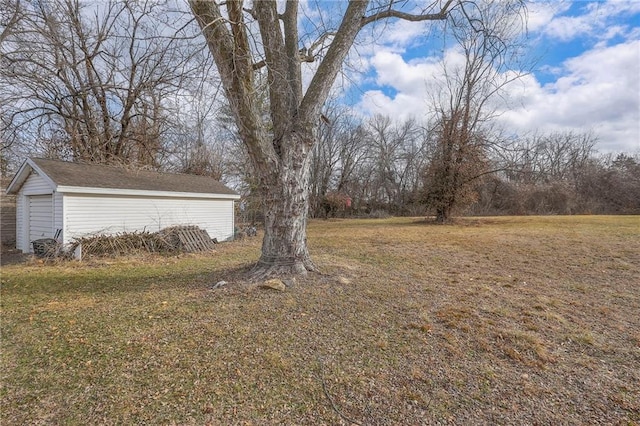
283, 0, 302, 106
299, 1, 368, 127
361, 0, 455, 26
254, 0, 292, 144
306, 31, 337, 60
0, 0, 22, 44
189, 0, 277, 168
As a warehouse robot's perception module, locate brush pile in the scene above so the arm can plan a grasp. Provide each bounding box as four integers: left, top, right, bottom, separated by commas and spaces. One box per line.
70, 226, 217, 257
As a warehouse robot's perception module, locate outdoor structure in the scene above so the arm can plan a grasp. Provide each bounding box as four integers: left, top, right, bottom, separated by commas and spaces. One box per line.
6, 158, 240, 253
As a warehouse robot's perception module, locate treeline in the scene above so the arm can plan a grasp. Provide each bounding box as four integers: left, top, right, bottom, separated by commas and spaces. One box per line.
303, 113, 640, 219
237, 109, 640, 222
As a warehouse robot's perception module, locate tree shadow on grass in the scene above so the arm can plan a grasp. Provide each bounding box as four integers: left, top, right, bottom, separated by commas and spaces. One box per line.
1, 255, 258, 299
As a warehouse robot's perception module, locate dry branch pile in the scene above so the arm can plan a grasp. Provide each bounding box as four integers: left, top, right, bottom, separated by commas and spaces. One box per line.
70, 226, 217, 257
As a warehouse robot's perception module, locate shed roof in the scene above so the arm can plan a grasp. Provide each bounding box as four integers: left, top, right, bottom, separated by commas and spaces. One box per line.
7, 158, 239, 198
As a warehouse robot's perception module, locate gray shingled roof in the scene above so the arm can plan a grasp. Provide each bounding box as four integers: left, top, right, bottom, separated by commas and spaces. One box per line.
29, 158, 238, 196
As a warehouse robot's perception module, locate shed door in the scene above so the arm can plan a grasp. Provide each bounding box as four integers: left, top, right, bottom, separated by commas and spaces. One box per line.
29, 194, 53, 243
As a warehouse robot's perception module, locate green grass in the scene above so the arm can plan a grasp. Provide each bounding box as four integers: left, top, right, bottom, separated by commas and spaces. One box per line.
2, 216, 639, 424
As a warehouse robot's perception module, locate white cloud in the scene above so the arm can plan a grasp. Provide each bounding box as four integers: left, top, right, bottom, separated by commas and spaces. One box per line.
544, 15, 593, 41
375, 18, 435, 48
371, 51, 437, 92
355, 48, 451, 120
347, 1, 640, 153
356, 38, 640, 153
542, 0, 640, 42
585, 0, 640, 17
498, 39, 640, 152
526, 2, 572, 32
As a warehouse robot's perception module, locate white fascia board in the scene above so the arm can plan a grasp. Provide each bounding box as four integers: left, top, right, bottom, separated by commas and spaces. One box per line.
5, 161, 30, 194
55, 185, 241, 200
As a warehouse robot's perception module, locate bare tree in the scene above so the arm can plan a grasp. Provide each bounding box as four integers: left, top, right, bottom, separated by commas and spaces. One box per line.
1, 0, 207, 167
189, 0, 475, 277
309, 102, 366, 218
0, 0, 22, 45
361, 115, 426, 214
501, 131, 597, 184
495, 131, 598, 214
163, 78, 230, 180
421, 0, 527, 223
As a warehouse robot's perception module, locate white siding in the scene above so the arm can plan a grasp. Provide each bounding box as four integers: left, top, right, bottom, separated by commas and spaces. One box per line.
63, 194, 235, 244
53, 192, 63, 235
29, 195, 53, 243
15, 172, 55, 252
15, 194, 26, 251
21, 172, 52, 195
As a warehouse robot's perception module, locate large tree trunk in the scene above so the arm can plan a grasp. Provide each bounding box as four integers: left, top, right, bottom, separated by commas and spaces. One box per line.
250, 129, 317, 278
255, 166, 313, 276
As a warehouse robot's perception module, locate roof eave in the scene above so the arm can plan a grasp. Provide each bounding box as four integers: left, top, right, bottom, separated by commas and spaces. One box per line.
56, 185, 241, 199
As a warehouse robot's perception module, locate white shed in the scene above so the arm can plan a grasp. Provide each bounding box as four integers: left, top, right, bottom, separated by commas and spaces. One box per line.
6, 158, 240, 253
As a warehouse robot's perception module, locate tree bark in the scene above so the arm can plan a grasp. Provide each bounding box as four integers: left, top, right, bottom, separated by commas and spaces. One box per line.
252, 131, 316, 277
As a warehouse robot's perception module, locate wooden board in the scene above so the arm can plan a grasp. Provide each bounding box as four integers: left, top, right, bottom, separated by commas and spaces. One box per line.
161, 226, 217, 252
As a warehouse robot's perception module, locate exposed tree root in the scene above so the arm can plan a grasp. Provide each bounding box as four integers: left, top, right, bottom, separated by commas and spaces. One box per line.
246, 255, 318, 282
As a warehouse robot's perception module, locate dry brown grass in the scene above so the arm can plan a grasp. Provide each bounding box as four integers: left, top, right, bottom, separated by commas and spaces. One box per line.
1, 216, 639, 424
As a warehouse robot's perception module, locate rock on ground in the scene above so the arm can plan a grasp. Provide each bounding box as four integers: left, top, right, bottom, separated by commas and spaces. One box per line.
260, 279, 286, 291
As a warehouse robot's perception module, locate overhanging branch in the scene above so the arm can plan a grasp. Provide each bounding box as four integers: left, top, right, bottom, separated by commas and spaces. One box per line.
361, 0, 455, 26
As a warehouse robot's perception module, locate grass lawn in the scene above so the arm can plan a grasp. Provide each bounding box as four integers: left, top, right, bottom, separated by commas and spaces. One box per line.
1, 216, 639, 424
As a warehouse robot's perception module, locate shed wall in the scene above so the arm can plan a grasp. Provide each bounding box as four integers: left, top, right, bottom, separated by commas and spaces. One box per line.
62, 193, 235, 244
16, 172, 55, 252
21, 172, 52, 195
15, 194, 25, 251
54, 192, 63, 234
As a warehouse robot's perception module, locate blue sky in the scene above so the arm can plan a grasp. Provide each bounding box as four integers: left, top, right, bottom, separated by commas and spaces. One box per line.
345, 0, 640, 153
